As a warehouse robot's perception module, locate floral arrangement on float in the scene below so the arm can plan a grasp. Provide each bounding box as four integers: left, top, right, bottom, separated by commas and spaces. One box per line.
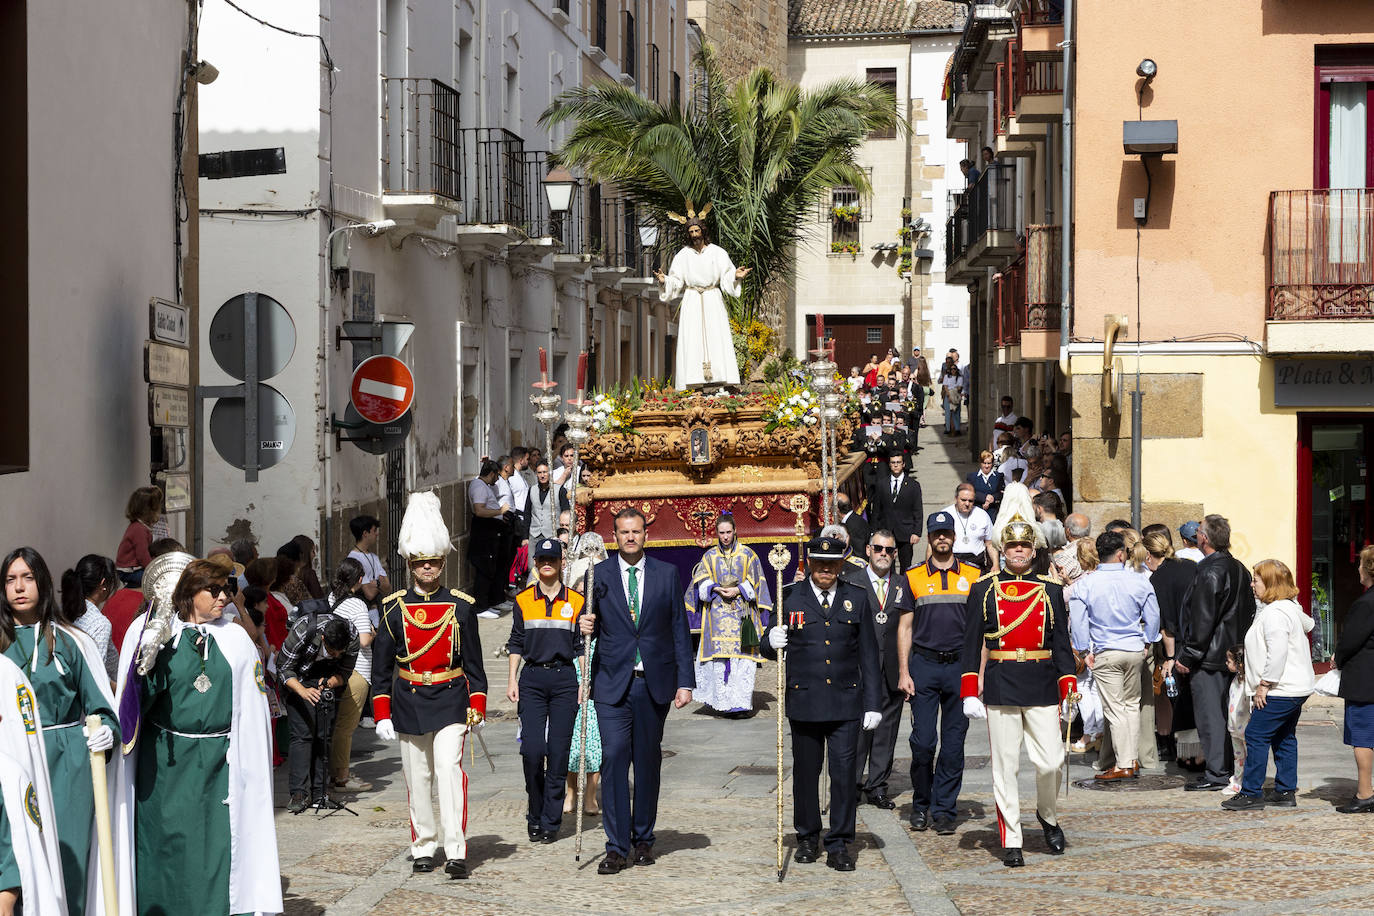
761, 376, 819, 432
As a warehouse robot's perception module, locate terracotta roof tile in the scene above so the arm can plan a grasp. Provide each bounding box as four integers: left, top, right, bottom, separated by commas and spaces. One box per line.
788, 0, 962, 36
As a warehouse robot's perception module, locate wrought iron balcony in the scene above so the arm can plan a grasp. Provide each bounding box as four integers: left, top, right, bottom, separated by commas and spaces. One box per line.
994, 257, 1026, 348
1269, 188, 1374, 320
382, 78, 461, 202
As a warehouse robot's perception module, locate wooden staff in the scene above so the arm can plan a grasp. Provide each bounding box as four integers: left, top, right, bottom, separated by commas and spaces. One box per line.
86, 713, 117, 915
574, 560, 596, 862
767, 544, 790, 882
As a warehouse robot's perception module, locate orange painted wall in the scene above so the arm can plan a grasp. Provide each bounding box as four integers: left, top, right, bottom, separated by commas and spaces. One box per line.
1072, 1, 1374, 343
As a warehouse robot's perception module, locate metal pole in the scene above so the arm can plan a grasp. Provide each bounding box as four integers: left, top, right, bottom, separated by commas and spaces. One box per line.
768, 543, 789, 882
1058, 0, 1074, 378
1130, 384, 1142, 530
244, 291, 259, 483
574, 562, 595, 862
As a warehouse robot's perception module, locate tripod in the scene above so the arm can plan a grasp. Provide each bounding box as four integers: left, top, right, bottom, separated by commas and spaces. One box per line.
295, 683, 358, 817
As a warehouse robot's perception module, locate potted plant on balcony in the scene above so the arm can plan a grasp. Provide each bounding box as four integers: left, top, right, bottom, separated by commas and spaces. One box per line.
831, 203, 861, 223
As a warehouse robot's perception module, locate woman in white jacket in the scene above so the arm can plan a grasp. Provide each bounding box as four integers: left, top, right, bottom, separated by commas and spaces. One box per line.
1221, 559, 1315, 811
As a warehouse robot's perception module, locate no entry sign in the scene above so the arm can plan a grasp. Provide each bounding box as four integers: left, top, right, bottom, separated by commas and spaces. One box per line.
350, 355, 415, 423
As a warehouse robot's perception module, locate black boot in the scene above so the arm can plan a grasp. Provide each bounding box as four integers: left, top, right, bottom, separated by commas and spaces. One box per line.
1156, 733, 1176, 762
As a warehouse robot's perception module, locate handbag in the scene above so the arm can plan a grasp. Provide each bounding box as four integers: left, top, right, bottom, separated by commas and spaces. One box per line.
1314, 668, 1341, 697
740, 615, 760, 653
1152, 663, 1166, 696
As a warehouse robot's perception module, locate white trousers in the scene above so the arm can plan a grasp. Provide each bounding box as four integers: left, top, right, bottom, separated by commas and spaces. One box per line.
399, 723, 469, 860
986, 705, 1063, 849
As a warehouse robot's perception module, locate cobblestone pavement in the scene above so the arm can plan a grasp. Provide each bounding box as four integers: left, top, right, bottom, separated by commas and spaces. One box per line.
272, 430, 1374, 914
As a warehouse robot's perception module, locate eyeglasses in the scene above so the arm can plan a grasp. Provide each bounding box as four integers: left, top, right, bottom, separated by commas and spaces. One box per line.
870, 545, 898, 554
205, 583, 232, 598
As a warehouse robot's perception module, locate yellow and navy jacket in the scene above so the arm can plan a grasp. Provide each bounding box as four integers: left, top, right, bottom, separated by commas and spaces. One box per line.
507, 583, 585, 666
903, 559, 981, 654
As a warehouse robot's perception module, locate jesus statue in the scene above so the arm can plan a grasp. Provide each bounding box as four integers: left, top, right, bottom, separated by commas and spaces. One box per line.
655, 201, 751, 389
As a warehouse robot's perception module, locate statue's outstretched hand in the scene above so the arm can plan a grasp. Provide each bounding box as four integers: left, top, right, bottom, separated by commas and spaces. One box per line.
735, 266, 752, 279
653, 269, 667, 283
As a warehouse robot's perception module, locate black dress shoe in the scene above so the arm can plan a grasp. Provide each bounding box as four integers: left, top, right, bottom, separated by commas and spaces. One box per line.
444, 858, 468, 879
909, 810, 930, 832
825, 850, 856, 872
1336, 793, 1374, 814
867, 792, 896, 810
539, 827, 559, 844
932, 817, 957, 836
528, 824, 543, 841
1184, 778, 1228, 792
1003, 848, 1024, 868
632, 843, 655, 866
598, 852, 628, 874
1036, 811, 1065, 854
1265, 789, 1296, 808
412, 855, 436, 873
795, 840, 820, 863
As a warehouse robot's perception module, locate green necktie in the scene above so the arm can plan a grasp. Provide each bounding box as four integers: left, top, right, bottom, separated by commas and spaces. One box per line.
628, 565, 641, 665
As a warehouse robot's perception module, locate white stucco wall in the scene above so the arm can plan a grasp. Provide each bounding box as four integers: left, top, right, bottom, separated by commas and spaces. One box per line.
0, 1, 187, 564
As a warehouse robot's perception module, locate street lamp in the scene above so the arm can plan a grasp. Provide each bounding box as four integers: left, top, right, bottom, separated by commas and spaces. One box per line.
543, 166, 577, 213
637, 221, 659, 249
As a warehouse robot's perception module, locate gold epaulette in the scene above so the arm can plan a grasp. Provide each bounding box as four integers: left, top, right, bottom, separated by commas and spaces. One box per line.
845, 555, 867, 567
383, 589, 407, 604
974, 570, 998, 583
450, 588, 476, 604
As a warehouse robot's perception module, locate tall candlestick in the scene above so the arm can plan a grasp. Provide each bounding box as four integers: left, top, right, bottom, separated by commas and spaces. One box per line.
539, 346, 549, 383
576, 352, 588, 397
816, 313, 825, 348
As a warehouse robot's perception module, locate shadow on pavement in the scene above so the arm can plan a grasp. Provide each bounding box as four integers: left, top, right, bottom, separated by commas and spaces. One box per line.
653, 829, 711, 855
465, 834, 519, 867
1301, 777, 1359, 806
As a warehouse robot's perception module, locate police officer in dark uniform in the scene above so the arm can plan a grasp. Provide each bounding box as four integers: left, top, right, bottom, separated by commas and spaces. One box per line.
899, 512, 981, 834
761, 536, 883, 872
506, 538, 586, 843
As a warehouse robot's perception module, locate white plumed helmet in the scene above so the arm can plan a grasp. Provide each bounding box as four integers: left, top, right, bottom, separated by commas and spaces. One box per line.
397, 491, 452, 560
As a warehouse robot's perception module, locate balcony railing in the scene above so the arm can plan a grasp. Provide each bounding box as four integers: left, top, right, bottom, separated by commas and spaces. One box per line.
382, 78, 461, 200
1022, 0, 1065, 26
460, 127, 526, 225
995, 257, 1026, 348
995, 39, 1062, 133
590, 195, 659, 273
946, 164, 1015, 270
1025, 224, 1062, 330
1269, 188, 1374, 319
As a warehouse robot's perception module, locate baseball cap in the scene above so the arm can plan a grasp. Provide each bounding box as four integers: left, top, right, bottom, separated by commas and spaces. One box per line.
1179, 521, 1200, 542
533, 538, 563, 561
926, 511, 956, 534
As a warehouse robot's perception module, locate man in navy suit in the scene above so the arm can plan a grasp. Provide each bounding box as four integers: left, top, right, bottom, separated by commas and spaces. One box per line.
579, 507, 695, 874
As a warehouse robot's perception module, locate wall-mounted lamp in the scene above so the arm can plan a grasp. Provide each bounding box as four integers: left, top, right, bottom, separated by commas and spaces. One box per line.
1135, 58, 1157, 82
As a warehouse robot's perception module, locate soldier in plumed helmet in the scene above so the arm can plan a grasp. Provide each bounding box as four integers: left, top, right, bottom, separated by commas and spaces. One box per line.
371, 492, 487, 880
960, 507, 1077, 868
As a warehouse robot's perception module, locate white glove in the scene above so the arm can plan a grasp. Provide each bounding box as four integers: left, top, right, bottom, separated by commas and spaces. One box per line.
84, 723, 115, 753
767, 627, 788, 650
861, 711, 881, 731
471, 718, 486, 731
375, 719, 397, 742
1060, 698, 1074, 719
139, 629, 163, 653
962, 697, 987, 720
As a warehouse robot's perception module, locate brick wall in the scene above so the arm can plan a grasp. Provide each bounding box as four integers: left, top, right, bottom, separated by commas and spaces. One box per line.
688, 0, 789, 81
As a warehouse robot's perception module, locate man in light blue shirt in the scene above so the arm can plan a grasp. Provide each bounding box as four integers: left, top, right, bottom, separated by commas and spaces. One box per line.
1069, 530, 1160, 780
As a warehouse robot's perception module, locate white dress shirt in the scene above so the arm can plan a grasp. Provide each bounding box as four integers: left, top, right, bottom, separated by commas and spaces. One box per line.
810, 581, 835, 608
619, 553, 647, 670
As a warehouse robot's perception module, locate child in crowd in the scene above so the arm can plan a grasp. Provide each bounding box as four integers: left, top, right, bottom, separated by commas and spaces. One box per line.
1224, 644, 1252, 796
115, 485, 164, 587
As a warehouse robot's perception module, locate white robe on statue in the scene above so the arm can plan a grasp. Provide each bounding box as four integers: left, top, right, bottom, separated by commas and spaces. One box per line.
659, 243, 742, 388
